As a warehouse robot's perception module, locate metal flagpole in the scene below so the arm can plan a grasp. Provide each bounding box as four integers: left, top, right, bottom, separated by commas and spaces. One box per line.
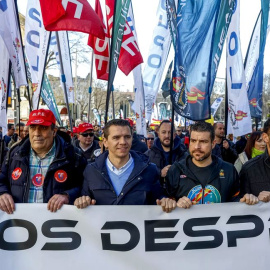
37, 32, 52, 109
88, 49, 94, 123
55, 32, 73, 131
14, 0, 32, 112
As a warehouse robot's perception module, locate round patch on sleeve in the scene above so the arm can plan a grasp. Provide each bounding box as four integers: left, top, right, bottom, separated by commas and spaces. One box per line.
12, 168, 22, 181
32, 174, 44, 187
54, 170, 67, 183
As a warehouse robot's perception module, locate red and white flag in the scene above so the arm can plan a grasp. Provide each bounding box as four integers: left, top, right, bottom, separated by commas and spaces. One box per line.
88, 0, 110, 81
105, 0, 143, 76
39, 0, 105, 39
0, 0, 27, 87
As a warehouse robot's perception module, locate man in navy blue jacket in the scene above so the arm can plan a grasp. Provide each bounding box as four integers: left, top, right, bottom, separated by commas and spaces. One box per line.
0, 109, 87, 214
74, 119, 175, 212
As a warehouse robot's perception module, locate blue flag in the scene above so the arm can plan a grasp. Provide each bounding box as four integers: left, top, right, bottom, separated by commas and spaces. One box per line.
245, 1, 269, 119
169, 0, 235, 120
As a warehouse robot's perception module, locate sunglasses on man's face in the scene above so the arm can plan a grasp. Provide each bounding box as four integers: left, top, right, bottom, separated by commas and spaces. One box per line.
147, 138, 154, 141
80, 132, 94, 137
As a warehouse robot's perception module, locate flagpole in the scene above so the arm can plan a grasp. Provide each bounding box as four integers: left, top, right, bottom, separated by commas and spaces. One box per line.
37, 32, 52, 109
14, 0, 32, 112
88, 49, 94, 123
55, 32, 73, 131
224, 69, 228, 137
169, 105, 175, 164
112, 86, 115, 119
104, 0, 118, 125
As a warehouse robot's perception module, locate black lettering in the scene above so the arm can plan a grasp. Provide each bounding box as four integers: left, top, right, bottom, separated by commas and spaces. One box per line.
145, 219, 180, 252
41, 220, 81, 250
227, 215, 264, 247
101, 221, 140, 252
184, 217, 222, 250
0, 219, 37, 250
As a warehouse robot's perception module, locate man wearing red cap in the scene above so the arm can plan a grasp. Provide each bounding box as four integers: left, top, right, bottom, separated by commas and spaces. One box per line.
0, 109, 87, 214
74, 123, 100, 162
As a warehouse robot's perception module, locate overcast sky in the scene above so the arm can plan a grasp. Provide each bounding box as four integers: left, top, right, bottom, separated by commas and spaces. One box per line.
17, 0, 266, 92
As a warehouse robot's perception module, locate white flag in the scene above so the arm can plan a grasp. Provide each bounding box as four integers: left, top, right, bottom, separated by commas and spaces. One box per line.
25, 0, 50, 109
211, 97, 223, 117
0, 0, 27, 87
143, 0, 171, 122
226, 0, 252, 137
128, 4, 146, 137
0, 37, 9, 135
51, 31, 74, 104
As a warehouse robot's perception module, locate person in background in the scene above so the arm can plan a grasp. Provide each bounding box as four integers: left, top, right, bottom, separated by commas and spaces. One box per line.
213, 122, 238, 164
145, 120, 187, 180
23, 125, 29, 138
146, 132, 155, 149
176, 126, 185, 141
8, 123, 26, 148
240, 119, 270, 202
234, 131, 266, 173
4, 124, 15, 147
74, 123, 100, 163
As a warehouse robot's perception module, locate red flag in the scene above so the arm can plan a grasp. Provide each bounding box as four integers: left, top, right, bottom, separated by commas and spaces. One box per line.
88, 0, 110, 80
39, 0, 105, 39
105, 0, 143, 76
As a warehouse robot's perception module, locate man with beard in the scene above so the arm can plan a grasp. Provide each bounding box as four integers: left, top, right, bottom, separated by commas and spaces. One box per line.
145, 120, 187, 179
166, 121, 258, 208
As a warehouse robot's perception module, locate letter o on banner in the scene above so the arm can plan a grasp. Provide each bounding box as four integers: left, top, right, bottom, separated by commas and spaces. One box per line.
148, 54, 161, 68
229, 32, 238, 56
0, 219, 37, 250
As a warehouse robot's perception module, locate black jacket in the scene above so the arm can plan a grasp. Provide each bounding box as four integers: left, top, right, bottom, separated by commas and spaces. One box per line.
74, 139, 100, 162
239, 150, 270, 197
166, 155, 240, 203
214, 140, 238, 164
0, 132, 87, 204
81, 150, 164, 205
131, 133, 148, 153
144, 136, 187, 172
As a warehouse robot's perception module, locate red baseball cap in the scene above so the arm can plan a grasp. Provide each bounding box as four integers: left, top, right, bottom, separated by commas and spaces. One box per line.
73, 127, 78, 134
26, 109, 56, 126
78, 123, 93, 133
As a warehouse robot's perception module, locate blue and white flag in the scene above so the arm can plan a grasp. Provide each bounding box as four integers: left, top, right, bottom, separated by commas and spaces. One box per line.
244, 1, 270, 119
143, 0, 171, 122
211, 97, 223, 117
25, 0, 50, 109
0, 0, 27, 88
170, 0, 235, 121
51, 31, 74, 104
0, 37, 10, 135
226, 0, 252, 137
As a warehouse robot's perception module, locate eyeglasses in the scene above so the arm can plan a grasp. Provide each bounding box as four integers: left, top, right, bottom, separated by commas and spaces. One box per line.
80, 132, 94, 137
146, 138, 154, 141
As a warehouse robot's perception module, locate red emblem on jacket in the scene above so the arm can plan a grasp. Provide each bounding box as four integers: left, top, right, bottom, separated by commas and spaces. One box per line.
54, 170, 67, 183
12, 168, 22, 181
32, 174, 44, 187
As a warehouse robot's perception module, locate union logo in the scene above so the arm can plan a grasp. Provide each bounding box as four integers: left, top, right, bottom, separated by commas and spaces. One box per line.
12, 168, 22, 181
54, 170, 67, 183
187, 185, 221, 204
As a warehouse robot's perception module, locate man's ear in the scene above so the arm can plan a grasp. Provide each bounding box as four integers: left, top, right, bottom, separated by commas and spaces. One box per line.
212, 139, 216, 149
53, 128, 57, 137
262, 132, 269, 144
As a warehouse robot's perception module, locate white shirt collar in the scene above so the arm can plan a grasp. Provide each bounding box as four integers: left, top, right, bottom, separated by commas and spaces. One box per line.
106, 154, 134, 176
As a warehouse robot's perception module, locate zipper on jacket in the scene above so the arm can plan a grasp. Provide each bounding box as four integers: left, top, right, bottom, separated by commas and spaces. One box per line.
201, 187, 205, 204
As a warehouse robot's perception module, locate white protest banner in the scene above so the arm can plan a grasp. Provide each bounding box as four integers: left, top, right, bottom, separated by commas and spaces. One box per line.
51, 31, 74, 104
226, 0, 252, 137
0, 37, 9, 135
143, 0, 171, 122
1, 203, 270, 269
0, 0, 27, 87
25, 0, 50, 109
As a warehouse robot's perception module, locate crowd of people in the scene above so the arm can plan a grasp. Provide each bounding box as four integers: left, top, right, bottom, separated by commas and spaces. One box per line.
0, 108, 269, 214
